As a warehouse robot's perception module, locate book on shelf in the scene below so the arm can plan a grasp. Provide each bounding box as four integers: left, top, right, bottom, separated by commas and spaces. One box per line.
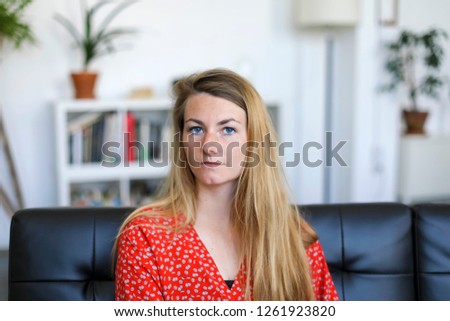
131, 111, 169, 163
137, 117, 150, 163
82, 126, 91, 163
68, 112, 103, 133
102, 112, 119, 162
69, 128, 82, 164
91, 117, 105, 162
68, 112, 116, 164
67, 110, 170, 165
149, 121, 163, 160
125, 112, 136, 162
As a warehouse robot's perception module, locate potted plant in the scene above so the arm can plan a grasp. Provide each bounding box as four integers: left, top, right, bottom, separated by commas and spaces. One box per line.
0, 0, 35, 49
381, 28, 449, 135
54, 0, 137, 99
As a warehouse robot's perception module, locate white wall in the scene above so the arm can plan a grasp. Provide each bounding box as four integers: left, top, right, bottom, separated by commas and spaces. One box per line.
1, 0, 450, 249
352, 0, 450, 203
351, 0, 386, 202
0, 0, 303, 249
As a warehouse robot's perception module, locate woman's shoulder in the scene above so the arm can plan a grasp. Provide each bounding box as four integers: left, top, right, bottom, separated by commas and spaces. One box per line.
305, 240, 328, 265
306, 240, 322, 255
124, 210, 179, 233
127, 212, 175, 227
119, 209, 189, 255
122, 207, 184, 238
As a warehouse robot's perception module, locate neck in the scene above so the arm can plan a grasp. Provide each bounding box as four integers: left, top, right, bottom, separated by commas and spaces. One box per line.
195, 182, 236, 228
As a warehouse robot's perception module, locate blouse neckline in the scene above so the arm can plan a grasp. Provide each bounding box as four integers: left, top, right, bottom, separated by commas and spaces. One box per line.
190, 225, 242, 293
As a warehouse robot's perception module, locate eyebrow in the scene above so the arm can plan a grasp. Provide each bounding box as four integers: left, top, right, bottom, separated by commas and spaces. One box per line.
184, 118, 241, 125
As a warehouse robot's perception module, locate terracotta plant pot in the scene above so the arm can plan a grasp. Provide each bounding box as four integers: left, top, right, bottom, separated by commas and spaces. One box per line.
71, 72, 98, 99
402, 110, 429, 135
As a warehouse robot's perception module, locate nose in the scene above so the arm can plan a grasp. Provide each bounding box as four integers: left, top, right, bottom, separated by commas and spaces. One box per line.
202, 132, 219, 155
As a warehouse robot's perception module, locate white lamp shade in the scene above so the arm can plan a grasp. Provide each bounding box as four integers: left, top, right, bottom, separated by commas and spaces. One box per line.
295, 0, 359, 27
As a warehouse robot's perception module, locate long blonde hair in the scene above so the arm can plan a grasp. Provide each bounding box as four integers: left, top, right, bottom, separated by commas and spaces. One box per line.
115, 68, 317, 300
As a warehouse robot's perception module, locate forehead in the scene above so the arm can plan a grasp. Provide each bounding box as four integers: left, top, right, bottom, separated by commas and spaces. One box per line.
184, 93, 246, 122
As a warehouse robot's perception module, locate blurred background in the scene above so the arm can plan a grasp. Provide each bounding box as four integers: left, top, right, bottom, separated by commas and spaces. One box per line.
1, 0, 450, 258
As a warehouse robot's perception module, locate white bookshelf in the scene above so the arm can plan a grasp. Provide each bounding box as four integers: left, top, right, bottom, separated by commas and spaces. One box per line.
55, 99, 173, 207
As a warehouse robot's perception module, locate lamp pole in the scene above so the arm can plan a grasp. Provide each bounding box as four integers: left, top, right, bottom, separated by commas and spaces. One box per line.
323, 33, 334, 203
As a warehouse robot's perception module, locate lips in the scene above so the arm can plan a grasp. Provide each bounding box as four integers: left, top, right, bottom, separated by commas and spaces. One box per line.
202, 161, 222, 167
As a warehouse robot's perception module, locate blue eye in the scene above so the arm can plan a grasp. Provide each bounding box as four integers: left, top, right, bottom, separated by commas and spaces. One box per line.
188, 126, 203, 134
223, 127, 235, 135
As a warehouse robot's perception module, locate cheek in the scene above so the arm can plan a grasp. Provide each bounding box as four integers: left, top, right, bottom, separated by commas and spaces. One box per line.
182, 133, 199, 151
182, 131, 191, 145
230, 137, 247, 162
182, 138, 204, 167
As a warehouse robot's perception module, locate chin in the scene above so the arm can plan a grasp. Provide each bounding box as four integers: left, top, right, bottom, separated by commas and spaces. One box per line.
198, 178, 226, 186
196, 175, 236, 188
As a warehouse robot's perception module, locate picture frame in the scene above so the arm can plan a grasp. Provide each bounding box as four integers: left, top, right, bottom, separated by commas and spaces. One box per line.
379, 0, 399, 26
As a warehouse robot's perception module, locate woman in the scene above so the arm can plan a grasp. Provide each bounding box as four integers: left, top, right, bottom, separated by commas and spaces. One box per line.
115, 68, 338, 301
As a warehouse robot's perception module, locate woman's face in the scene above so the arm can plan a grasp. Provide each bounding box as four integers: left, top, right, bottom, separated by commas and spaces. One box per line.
182, 93, 248, 189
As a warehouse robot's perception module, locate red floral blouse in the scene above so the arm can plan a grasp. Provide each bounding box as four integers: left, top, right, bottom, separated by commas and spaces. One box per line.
115, 215, 339, 301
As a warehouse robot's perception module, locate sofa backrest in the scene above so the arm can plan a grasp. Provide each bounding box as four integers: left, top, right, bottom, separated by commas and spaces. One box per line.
302, 203, 416, 300
9, 207, 133, 301
8, 203, 449, 300
414, 204, 450, 300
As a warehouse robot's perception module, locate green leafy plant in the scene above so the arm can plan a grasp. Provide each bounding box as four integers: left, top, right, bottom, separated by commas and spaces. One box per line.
0, 0, 35, 49
381, 28, 449, 111
54, 0, 138, 71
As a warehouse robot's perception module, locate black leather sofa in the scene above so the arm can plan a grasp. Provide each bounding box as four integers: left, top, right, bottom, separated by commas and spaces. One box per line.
8, 203, 450, 300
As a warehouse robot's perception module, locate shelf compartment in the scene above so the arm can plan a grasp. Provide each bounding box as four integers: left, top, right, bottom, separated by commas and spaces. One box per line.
70, 180, 121, 207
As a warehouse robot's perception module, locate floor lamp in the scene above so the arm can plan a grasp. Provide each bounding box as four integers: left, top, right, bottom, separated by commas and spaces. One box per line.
294, 0, 359, 203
